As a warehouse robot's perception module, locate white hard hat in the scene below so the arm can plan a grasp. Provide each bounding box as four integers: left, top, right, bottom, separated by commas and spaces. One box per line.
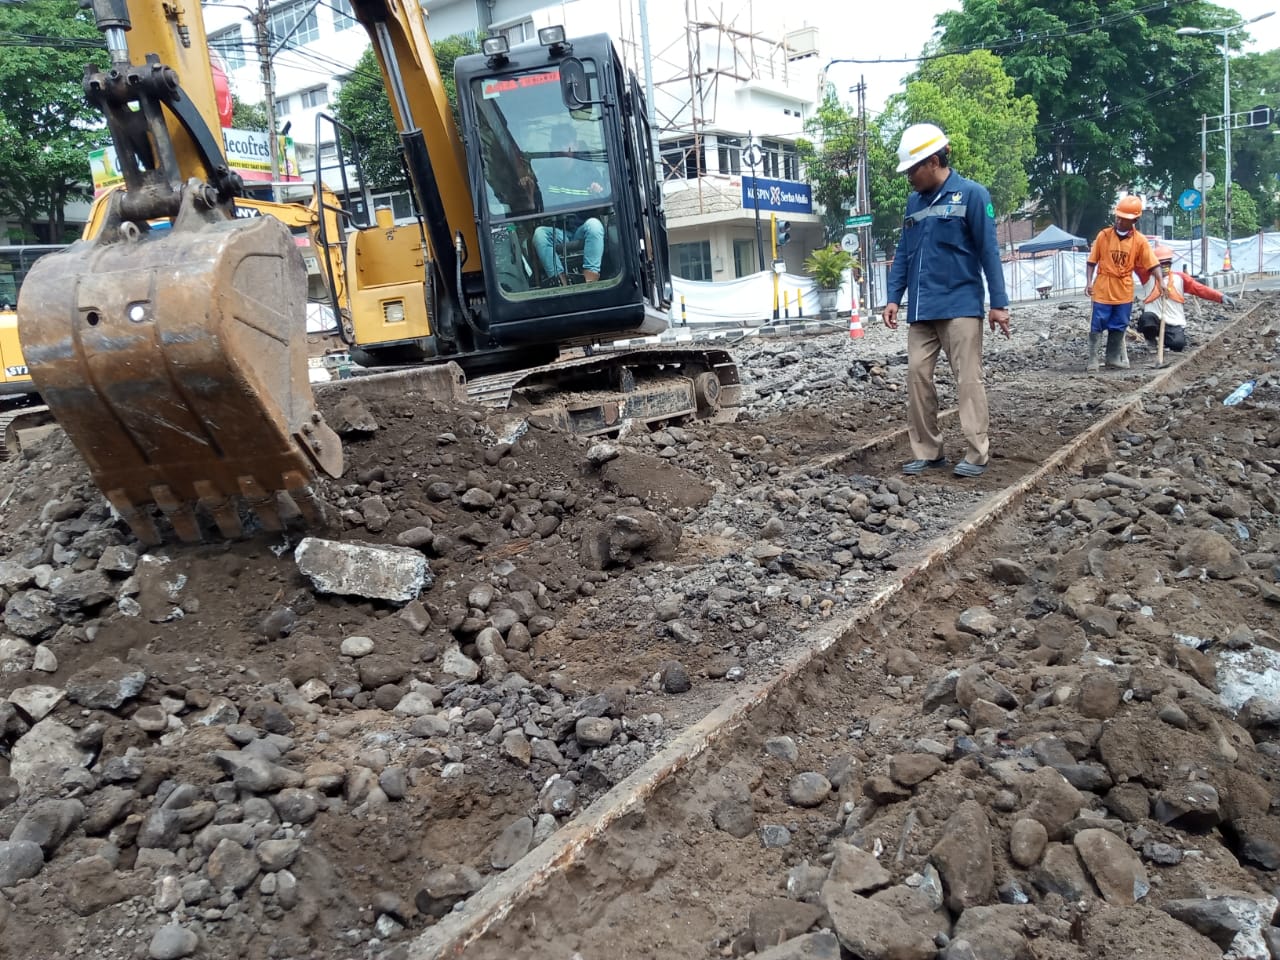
895, 123, 950, 173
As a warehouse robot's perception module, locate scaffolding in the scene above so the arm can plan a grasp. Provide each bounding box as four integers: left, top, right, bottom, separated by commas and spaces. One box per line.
613, 0, 805, 213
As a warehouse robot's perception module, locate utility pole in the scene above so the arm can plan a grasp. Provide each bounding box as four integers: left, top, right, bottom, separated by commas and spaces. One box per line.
251, 0, 280, 200
1200, 114, 1209, 276
851, 78, 872, 311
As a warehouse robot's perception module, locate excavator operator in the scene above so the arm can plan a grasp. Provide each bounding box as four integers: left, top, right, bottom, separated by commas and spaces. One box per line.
525, 122, 608, 285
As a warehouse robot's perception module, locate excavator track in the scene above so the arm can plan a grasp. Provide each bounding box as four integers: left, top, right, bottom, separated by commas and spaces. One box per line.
463, 346, 741, 434
0, 403, 55, 461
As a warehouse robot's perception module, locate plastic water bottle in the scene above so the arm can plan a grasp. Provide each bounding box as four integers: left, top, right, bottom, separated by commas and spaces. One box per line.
1223, 380, 1256, 406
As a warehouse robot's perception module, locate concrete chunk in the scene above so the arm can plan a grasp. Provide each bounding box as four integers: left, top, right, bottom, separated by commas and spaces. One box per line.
294, 537, 431, 602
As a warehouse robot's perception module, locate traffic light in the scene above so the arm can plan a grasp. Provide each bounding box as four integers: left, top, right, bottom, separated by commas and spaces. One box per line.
776, 220, 791, 246
1250, 104, 1273, 127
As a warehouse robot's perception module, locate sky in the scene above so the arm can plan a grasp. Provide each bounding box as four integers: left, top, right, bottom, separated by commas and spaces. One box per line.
772, 0, 1280, 115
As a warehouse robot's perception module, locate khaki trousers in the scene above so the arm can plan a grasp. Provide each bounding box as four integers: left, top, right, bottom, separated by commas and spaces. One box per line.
906, 316, 989, 466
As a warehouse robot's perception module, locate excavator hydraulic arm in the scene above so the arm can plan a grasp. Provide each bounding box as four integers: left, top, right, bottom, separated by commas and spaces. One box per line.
16, 0, 342, 545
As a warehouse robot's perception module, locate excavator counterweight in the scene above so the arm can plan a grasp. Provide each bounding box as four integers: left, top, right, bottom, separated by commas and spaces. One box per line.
18, 186, 341, 546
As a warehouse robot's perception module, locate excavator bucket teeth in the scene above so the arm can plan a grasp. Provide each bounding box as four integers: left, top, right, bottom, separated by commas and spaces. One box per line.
17, 209, 343, 546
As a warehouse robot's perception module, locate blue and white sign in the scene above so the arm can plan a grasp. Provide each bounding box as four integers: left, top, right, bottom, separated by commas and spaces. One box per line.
1178, 188, 1202, 212
742, 176, 813, 215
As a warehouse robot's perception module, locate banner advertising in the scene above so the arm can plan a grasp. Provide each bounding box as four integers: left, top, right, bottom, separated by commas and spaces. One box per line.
740, 175, 813, 215
88, 128, 301, 196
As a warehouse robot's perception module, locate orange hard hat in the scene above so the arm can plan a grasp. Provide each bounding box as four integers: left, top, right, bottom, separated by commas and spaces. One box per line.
1153, 245, 1174, 262
1115, 195, 1143, 219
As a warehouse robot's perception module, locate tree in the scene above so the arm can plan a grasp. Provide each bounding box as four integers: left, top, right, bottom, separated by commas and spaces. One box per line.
795, 90, 859, 242
333, 32, 481, 189
0, 0, 108, 241
934, 0, 1237, 236
1203, 181, 1260, 238
872, 51, 1037, 254
231, 97, 269, 132
1229, 49, 1280, 229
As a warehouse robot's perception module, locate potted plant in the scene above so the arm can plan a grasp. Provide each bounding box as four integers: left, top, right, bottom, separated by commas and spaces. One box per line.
804, 245, 855, 321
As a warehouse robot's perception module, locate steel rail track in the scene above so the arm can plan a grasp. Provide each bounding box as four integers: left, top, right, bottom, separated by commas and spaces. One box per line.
390, 300, 1271, 959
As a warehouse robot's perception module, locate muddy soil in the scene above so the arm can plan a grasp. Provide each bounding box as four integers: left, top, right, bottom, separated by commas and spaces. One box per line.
0, 289, 1271, 960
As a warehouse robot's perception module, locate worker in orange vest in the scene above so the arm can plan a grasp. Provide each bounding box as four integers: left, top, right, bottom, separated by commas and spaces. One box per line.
1084, 195, 1163, 371
1136, 245, 1236, 352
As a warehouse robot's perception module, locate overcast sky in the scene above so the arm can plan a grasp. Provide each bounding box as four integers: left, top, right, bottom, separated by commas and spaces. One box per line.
576, 0, 1280, 115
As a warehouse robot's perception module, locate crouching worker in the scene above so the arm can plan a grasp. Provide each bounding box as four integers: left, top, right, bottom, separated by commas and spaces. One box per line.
1136, 245, 1236, 352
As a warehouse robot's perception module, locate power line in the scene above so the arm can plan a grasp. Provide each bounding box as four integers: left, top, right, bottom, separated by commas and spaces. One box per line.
823, 0, 1199, 70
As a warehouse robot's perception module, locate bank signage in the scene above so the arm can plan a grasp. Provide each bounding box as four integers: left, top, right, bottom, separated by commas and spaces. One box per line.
741, 175, 812, 215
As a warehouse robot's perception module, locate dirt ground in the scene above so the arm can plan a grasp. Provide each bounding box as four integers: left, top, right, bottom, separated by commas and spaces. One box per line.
0, 288, 1275, 960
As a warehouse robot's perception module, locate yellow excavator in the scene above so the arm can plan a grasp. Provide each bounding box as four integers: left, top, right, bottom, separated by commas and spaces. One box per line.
18, 0, 738, 547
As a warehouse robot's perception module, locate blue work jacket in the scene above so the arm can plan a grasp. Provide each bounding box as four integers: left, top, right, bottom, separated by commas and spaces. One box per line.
885, 170, 1009, 321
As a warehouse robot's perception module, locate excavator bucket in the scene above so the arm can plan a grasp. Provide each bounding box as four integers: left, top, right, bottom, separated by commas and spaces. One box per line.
17, 197, 343, 546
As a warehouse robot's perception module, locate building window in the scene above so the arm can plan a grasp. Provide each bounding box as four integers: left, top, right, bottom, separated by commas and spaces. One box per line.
500, 19, 535, 45
331, 0, 357, 31
209, 26, 246, 70
661, 137, 704, 180
276, 94, 292, 116
671, 241, 712, 281
373, 191, 415, 222
760, 139, 799, 180
717, 136, 741, 175
268, 1, 320, 46
299, 86, 329, 109
733, 239, 757, 277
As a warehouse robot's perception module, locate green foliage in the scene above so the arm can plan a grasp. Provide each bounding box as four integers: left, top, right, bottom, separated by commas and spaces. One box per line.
873, 51, 1036, 255
804, 245, 855, 289
1230, 49, 1280, 229
0, 0, 108, 240
231, 97, 269, 132
1201, 182, 1260, 238
333, 32, 481, 190
933, 0, 1240, 236
796, 89, 860, 242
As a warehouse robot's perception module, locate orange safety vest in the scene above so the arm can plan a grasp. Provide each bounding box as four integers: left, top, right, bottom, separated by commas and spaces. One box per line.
1144, 270, 1183, 304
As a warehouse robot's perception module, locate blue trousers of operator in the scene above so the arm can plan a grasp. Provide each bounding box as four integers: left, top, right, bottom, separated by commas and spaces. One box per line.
534, 218, 603, 280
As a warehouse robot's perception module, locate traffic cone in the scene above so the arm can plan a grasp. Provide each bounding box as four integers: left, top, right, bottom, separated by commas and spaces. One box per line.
848, 307, 864, 340
1222, 247, 1233, 271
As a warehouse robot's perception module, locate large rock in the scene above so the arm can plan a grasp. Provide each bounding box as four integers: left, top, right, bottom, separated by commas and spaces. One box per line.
956, 665, 1019, 709
6, 685, 64, 723
11, 798, 85, 855
748, 898, 824, 951
3, 589, 60, 640
65, 657, 147, 710
1073, 828, 1149, 905
1175, 530, 1250, 579
929, 799, 994, 911
825, 842, 891, 893
754, 933, 840, 960
62, 855, 139, 915
820, 884, 935, 960
294, 537, 431, 602
8, 717, 94, 791
1019, 767, 1085, 839
579, 507, 682, 570
0, 840, 44, 886
1162, 893, 1280, 956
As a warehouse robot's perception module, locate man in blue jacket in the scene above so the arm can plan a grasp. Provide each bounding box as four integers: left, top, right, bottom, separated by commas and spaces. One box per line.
883, 123, 1010, 478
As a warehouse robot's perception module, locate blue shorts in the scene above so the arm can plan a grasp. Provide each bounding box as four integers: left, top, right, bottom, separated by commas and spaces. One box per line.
1091, 301, 1133, 333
